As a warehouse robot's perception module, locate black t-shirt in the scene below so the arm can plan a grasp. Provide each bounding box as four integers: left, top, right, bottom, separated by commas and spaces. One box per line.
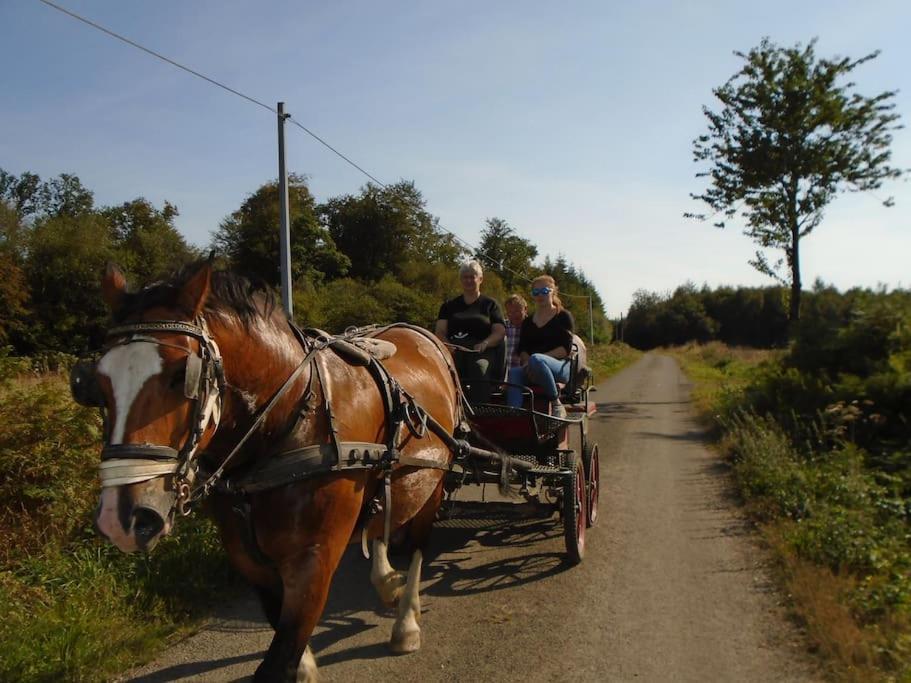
437, 294, 505, 345
517, 309, 575, 356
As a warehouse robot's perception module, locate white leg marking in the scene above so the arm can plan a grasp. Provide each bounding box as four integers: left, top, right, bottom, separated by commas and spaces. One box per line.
370, 538, 406, 607
98, 343, 163, 443
296, 644, 319, 682
390, 550, 423, 654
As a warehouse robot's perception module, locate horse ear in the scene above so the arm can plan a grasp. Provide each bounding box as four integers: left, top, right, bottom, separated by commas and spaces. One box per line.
102, 263, 128, 313
178, 261, 212, 318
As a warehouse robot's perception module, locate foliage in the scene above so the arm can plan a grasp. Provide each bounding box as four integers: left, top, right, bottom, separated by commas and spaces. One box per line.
0, 361, 240, 682
0, 169, 95, 221
587, 342, 641, 380
211, 174, 349, 288
476, 217, 538, 291
23, 212, 117, 353
320, 180, 464, 282
675, 290, 911, 677
688, 38, 904, 321
103, 198, 200, 283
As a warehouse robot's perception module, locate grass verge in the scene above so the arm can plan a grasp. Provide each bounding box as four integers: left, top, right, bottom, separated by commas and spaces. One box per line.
671, 343, 911, 681
588, 342, 642, 381
0, 356, 241, 683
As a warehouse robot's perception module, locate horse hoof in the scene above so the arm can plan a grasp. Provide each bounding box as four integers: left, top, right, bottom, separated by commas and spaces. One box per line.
390, 627, 421, 654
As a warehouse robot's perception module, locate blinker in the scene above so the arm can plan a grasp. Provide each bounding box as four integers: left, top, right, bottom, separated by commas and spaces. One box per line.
184, 353, 203, 400
70, 359, 104, 407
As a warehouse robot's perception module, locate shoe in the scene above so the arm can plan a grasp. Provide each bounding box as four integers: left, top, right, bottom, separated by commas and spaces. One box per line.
552, 401, 567, 419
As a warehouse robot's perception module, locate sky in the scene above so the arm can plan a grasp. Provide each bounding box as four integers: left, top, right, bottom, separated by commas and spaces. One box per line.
1, 0, 909, 317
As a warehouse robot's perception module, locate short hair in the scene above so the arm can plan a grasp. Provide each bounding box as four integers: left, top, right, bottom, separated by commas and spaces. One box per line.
505, 294, 527, 309
459, 259, 483, 278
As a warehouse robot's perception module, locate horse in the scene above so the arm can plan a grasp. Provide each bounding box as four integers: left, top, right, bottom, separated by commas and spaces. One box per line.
76, 259, 462, 682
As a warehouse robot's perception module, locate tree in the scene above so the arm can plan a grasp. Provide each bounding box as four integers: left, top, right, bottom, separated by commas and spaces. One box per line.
103, 198, 199, 284
320, 181, 463, 282
688, 38, 904, 322
0, 203, 29, 345
25, 212, 116, 352
476, 218, 538, 292
0, 169, 93, 220
212, 175, 349, 287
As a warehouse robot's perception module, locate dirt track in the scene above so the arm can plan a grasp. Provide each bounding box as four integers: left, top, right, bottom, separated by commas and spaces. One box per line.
123, 353, 820, 682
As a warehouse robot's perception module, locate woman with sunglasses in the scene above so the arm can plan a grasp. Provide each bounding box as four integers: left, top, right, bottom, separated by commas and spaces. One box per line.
435, 259, 506, 403
507, 275, 575, 417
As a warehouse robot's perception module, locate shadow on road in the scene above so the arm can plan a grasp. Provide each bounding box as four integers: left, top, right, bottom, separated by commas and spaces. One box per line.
633, 429, 708, 443
127, 651, 263, 683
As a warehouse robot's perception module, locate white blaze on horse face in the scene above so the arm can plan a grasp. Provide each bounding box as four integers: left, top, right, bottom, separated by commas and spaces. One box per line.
96, 343, 164, 553
98, 342, 164, 444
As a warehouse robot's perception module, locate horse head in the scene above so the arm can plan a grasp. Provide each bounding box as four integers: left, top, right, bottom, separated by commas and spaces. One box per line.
86, 261, 225, 552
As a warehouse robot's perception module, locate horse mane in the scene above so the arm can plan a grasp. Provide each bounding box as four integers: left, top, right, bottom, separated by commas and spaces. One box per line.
112, 260, 279, 327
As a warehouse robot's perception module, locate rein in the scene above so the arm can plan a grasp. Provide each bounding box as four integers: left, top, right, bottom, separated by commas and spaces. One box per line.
94, 317, 463, 527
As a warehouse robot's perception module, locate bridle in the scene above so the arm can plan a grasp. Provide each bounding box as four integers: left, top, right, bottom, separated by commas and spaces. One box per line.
89, 315, 330, 516
97, 319, 226, 511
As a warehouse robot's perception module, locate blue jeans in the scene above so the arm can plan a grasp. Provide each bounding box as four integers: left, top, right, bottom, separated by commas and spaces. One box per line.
507, 353, 571, 407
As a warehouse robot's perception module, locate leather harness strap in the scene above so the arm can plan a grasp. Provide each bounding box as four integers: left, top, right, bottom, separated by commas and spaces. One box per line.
224, 324, 456, 497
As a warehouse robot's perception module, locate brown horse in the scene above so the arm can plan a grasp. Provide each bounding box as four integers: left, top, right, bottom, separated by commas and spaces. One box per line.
82, 260, 461, 682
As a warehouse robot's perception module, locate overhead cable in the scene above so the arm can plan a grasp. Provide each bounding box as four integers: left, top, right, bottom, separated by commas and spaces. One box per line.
36, 0, 597, 300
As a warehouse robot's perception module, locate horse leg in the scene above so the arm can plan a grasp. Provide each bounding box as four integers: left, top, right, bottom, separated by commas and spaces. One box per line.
388, 479, 443, 654
253, 478, 364, 683
390, 549, 423, 653
210, 495, 285, 629
370, 538, 407, 607
254, 584, 284, 630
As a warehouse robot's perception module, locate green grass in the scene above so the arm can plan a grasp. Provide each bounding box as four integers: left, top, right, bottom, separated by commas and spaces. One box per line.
588, 341, 642, 381
0, 358, 241, 683
671, 342, 911, 681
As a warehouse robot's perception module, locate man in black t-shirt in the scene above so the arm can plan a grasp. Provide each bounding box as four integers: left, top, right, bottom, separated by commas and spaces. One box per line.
435, 260, 506, 403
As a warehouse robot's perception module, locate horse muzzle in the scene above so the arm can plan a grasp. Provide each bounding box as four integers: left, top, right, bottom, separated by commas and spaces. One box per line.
95, 482, 177, 553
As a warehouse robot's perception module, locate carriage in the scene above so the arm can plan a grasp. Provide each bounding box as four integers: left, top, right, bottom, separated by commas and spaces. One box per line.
444, 343, 600, 564
73, 260, 600, 681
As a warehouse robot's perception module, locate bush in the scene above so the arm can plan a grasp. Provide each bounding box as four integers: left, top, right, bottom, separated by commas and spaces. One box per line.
0, 363, 239, 682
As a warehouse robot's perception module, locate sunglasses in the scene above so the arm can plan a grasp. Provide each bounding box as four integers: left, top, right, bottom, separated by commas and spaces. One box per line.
531, 286, 553, 296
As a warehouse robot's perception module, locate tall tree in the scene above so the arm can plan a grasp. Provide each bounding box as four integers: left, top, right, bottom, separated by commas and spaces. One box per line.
25, 212, 116, 352
0, 203, 29, 345
320, 181, 463, 282
103, 198, 199, 284
476, 217, 538, 292
0, 169, 93, 220
211, 174, 349, 287
688, 38, 904, 322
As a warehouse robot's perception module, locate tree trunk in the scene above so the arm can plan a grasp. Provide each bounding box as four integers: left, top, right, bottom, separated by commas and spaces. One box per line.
789, 222, 801, 324
787, 178, 801, 326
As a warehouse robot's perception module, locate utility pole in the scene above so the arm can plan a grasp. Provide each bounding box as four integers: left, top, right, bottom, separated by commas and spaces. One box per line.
277, 102, 292, 317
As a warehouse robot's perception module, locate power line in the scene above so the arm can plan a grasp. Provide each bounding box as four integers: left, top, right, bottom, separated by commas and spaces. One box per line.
37, 0, 276, 115
36, 0, 598, 306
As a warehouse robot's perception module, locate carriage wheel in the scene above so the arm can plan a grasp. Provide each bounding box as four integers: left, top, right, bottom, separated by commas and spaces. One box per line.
582, 442, 600, 527
562, 451, 586, 564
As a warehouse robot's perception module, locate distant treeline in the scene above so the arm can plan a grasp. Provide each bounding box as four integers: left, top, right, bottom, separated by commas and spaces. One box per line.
619, 282, 911, 350
0, 168, 611, 355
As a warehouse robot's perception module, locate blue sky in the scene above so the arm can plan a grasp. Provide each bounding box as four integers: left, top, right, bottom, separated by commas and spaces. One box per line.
1, 0, 908, 317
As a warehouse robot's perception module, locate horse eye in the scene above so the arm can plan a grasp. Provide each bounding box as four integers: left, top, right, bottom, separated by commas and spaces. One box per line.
169, 367, 186, 391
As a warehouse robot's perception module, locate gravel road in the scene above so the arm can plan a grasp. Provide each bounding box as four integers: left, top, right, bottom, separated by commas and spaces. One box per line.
123, 353, 820, 682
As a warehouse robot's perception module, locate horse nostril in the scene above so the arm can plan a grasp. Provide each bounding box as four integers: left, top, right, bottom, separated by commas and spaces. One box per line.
132, 507, 165, 544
